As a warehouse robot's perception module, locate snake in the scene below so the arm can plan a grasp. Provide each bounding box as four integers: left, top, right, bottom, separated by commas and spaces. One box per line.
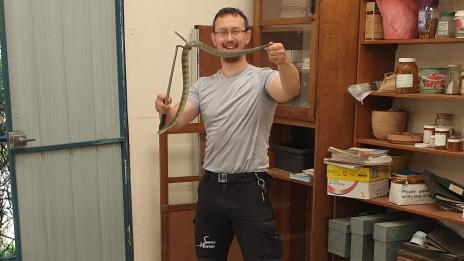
157, 32, 271, 134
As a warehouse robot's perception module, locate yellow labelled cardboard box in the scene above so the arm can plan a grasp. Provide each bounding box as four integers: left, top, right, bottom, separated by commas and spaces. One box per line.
326, 164, 391, 182
388, 182, 434, 206
327, 178, 389, 199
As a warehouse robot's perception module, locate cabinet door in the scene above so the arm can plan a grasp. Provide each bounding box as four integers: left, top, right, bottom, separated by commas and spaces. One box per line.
253, 0, 317, 123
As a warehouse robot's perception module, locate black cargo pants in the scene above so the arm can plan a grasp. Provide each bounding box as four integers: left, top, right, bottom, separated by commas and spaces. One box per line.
194, 170, 283, 261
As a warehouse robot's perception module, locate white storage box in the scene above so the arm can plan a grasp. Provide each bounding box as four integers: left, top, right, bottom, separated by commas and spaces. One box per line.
388, 182, 434, 205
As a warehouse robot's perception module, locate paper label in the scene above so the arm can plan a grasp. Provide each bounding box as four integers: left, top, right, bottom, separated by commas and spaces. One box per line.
396, 74, 413, 88
435, 134, 447, 146
436, 21, 450, 36
449, 184, 464, 196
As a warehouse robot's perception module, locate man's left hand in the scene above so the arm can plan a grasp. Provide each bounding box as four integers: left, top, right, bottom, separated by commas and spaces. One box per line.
266, 42, 289, 66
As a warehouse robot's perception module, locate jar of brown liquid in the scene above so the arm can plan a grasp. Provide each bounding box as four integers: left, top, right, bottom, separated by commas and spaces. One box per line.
446, 138, 462, 152
396, 58, 419, 94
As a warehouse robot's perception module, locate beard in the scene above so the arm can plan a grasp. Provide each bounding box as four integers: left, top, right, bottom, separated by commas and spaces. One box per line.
223, 56, 241, 63
221, 41, 242, 63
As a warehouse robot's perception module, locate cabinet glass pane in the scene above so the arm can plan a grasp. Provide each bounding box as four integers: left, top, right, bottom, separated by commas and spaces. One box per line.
262, 0, 313, 20
261, 27, 311, 107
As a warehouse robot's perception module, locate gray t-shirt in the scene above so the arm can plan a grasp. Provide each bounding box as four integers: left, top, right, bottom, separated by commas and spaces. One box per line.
188, 65, 278, 173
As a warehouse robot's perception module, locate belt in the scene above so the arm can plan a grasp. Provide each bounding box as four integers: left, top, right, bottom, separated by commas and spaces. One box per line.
204, 170, 268, 183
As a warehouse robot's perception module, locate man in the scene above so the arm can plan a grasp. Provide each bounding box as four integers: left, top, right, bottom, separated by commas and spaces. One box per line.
155, 7, 300, 261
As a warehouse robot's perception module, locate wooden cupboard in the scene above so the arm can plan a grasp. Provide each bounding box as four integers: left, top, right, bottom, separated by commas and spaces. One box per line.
253, 0, 360, 260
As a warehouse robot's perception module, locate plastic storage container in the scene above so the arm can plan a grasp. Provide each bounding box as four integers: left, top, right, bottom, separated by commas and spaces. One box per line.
271, 143, 314, 172
418, 0, 439, 39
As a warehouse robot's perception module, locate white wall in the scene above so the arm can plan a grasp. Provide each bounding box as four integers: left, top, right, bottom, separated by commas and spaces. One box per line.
124, 1, 252, 260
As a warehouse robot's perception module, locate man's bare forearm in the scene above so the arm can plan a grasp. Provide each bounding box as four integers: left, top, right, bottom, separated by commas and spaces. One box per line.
277, 60, 300, 98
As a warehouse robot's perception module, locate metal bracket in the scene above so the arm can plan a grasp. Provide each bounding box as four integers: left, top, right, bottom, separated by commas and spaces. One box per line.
8, 130, 35, 149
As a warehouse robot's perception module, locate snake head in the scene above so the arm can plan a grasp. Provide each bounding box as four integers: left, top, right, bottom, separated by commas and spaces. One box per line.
174, 31, 189, 45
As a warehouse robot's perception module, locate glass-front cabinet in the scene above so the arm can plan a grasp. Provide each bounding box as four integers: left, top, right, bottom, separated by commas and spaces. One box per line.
253, 0, 316, 125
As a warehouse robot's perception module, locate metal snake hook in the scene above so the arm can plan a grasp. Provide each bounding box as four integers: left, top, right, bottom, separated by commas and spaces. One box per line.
159, 44, 184, 129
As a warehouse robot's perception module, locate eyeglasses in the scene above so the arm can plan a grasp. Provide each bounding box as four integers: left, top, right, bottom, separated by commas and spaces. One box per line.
214, 28, 247, 38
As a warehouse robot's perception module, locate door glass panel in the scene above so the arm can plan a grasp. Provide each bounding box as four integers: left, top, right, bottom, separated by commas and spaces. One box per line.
260, 25, 311, 107
261, 0, 312, 20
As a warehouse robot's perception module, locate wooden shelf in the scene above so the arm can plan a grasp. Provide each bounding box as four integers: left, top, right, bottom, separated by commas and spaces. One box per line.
369, 92, 464, 102
273, 117, 315, 128
356, 138, 464, 158
268, 168, 312, 186
362, 38, 464, 45
260, 17, 312, 27
361, 196, 464, 225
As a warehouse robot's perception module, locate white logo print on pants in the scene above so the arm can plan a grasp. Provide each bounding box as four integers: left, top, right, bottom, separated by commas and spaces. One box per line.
197, 236, 216, 249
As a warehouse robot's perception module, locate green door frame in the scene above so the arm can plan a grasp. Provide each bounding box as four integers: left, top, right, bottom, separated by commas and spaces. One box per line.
0, 0, 133, 260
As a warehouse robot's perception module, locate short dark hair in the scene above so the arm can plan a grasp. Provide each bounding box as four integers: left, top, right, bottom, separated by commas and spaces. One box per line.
212, 7, 249, 33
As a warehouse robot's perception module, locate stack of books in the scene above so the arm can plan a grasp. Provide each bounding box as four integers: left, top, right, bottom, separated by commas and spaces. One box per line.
280, 0, 307, 18
289, 168, 313, 183
421, 170, 464, 213
324, 147, 392, 167
324, 147, 392, 199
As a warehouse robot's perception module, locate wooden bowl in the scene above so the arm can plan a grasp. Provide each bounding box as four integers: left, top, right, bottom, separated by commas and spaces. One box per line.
371, 111, 408, 140
387, 132, 423, 145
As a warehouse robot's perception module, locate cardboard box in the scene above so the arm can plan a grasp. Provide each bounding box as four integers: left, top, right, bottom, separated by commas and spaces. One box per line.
365, 2, 384, 40
327, 178, 389, 199
327, 164, 391, 182
388, 182, 435, 206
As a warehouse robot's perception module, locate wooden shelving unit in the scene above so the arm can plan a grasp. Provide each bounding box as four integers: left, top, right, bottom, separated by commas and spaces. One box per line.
356, 138, 464, 158
362, 38, 464, 45
369, 91, 464, 101
260, 17, 312, 26
255, 1, 360, 260
331, 0, 464, 238
362, 197, 464, 225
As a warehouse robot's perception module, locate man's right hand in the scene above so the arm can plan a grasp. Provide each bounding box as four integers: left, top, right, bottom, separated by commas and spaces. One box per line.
155, 94, 172, 114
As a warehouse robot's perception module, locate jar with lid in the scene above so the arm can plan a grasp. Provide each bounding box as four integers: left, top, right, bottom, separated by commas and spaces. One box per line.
435, 113, 453, 127
460, 72, 464, 96
446, 138, 462, 152
436, 11, 456, 38
396, 58, 419, 93
446, 64, 461, 95
418, 0, 439, 39
435, 127, 451, 150
423, 124, 436, 144
429, 135, 435, 147
455, 10, 464, 38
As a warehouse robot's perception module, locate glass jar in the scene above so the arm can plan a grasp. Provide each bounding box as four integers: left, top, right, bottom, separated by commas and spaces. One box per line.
435, 113, 453, 127
396, 58, 419, 94
423, 124, 436, 144
436, 11, 456, 38
418, 0, 439, 39
446, 64, 461, 95
435, 127, 451, 150
446, 138, 462, 152
455, 10, 464, 38
461, 72, 464, 96
429, 135, 435, 147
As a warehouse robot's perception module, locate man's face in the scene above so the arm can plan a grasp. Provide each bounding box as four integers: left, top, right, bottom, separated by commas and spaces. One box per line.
211, 14, 251, 62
